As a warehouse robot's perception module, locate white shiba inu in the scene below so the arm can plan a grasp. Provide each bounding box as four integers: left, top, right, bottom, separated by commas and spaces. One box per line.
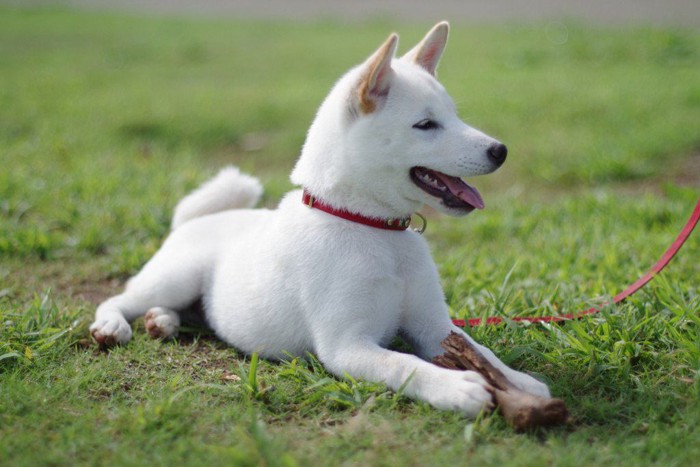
91, 22, 549, 416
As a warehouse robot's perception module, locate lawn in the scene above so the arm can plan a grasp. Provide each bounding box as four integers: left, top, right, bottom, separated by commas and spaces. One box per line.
1, 7, 700, 466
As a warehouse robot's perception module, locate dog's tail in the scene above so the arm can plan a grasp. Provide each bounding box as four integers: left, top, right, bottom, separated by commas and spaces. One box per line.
171, 166, 263, 230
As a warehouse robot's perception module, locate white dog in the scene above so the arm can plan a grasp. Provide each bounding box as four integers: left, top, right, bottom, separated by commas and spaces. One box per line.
91, 22, 549, 416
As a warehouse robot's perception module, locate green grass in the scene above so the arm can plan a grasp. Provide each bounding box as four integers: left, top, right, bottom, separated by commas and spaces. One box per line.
1, 7, 700, 466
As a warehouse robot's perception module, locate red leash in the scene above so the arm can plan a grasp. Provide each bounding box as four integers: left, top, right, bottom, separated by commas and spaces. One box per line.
452, 198, 700, 327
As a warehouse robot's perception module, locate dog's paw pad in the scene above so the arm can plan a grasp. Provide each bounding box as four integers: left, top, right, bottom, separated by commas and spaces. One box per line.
89, 316, 132, 347
91, 330, 116, 346
144, 307, 180, 339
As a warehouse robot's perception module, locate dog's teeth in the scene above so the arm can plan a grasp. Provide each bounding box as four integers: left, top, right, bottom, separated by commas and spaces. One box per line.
420, 172, 445, 191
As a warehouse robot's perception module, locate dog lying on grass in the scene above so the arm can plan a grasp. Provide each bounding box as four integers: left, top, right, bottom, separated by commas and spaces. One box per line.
91, 22, 549, 416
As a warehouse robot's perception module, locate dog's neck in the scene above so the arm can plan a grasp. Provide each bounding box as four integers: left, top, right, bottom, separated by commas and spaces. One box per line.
302, 189, 412, 231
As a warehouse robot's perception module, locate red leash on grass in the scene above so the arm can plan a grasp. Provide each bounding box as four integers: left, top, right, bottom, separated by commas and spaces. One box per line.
451, 197, 700, 327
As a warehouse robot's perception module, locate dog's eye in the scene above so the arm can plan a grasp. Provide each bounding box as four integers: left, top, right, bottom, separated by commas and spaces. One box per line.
412, 119, 441, 131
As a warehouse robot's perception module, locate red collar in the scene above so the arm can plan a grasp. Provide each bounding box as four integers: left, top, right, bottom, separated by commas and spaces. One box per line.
302, 189, 411, 231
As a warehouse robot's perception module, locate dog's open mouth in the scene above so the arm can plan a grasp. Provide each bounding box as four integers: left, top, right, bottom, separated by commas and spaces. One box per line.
410, 167, 485, 211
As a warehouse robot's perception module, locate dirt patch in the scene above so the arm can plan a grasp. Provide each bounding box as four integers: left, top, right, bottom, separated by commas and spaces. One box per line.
673, 151, 700, 187
2, 257, 121, 306
71, 278, 123, 305
618, 151, 700, 196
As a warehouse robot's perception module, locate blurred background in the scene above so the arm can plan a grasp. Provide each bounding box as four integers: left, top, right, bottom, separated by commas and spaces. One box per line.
17, 0, 700, 26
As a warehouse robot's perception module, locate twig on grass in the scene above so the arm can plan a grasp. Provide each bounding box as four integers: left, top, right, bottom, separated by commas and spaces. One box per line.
433, 331, 571, 432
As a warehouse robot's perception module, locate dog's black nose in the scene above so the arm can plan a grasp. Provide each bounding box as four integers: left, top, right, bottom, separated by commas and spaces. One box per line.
487, 143, 508, 166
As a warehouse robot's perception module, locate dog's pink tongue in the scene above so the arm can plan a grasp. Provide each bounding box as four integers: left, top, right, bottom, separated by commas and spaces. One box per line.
434, 172, 485, 210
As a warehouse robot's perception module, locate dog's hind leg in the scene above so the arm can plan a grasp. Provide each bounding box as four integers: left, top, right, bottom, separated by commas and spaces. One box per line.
91, 277, 198, 346
90, 230, 214, 346
91, 279, 201, 346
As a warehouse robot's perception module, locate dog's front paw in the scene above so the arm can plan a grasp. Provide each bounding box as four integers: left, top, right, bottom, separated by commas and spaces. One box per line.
90, 314, 132, 346
144, 307, 180, 339
426, 370, 494, 416
506, 370, 550, 398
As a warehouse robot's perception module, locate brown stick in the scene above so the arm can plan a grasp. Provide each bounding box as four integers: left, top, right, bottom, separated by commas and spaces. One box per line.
433, 332, 570, 432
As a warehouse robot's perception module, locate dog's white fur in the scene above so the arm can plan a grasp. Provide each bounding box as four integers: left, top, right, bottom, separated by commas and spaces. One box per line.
91, 22, 549, 416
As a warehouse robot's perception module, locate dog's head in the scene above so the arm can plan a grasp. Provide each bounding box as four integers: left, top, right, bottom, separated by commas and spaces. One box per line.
291, 22, 506, 219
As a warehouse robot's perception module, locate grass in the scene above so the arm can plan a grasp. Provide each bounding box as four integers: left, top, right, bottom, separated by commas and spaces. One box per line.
1, 6, 699, 466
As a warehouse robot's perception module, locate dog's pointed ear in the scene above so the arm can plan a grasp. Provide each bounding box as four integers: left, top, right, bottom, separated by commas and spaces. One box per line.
402, 21, 449, 76
356, 33, 398, 114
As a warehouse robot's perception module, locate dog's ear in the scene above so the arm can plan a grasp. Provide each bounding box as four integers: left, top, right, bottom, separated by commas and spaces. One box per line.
356, 33, 398, 114
402, 21, 449, 76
